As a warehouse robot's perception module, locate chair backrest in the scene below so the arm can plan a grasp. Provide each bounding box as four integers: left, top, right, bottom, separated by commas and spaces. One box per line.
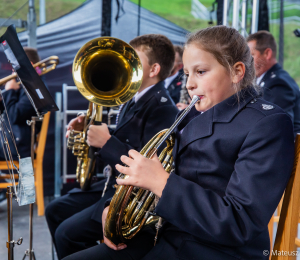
271, 134, 300, 259
35, 112, 50, 161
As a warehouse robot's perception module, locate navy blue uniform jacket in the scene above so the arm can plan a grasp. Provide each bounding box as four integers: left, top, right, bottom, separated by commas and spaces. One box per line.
98, 82, 177, 171
152, 89, 294, 260
260, 63, 300, 136
69, 81, 179, 222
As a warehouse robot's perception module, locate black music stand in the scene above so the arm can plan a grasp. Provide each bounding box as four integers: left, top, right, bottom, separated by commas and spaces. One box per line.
0, 25, 58, 260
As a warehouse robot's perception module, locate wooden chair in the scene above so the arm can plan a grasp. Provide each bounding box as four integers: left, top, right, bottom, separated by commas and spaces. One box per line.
268, 195, 283, 255
270, 134, 300, 259
0, 112, 51, 216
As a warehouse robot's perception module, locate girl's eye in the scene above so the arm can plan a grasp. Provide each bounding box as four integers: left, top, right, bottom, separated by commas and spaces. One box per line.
197, 70, 205, 75
185, 74, 189, 78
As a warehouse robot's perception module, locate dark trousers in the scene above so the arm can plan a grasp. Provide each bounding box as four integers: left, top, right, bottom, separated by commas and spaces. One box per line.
61, 228, 158, 260
45, 181, 116, 260
61, 229, 249, 260
61, 228, 188, 260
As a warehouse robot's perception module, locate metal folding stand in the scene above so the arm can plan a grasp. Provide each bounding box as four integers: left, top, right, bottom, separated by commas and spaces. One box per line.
22, 115, 43, 260
6, 186, 23, 260
1, 26, 58, 260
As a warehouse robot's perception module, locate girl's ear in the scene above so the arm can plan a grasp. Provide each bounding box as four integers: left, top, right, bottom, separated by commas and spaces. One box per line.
149, 63, 161, 78
232, 62, 245, 84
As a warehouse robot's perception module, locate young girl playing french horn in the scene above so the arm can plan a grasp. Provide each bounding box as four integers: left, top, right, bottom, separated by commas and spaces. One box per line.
63, 26, 294, 260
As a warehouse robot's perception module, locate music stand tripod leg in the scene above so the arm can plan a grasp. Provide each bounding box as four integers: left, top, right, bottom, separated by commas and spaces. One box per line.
7, 186, 14, 260
7, 186, 23, 260
23, 116, 43, 260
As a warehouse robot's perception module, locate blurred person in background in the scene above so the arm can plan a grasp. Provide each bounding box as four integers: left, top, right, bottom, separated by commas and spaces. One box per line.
0, 47, 43, 201
164, 45, 185, 104
247, 31, 300, 136
0, 47, 43, 159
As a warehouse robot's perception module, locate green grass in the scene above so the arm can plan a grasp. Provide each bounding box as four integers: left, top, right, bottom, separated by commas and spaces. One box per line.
270, 22, 300, 85
0, 0, 86, 35
129, 0, 215, 31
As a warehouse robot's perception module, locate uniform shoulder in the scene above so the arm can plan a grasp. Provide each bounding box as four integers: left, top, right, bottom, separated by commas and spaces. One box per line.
266, 68, 299, 90
153, 87, 176, 107
246, 97, 287, 117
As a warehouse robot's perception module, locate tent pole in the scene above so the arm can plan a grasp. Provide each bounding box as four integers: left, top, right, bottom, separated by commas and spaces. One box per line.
278, 0, 284, 67
101, 0, 112, 36
28, 0, 37, 48
138, 0, 141, 36
39, 0, 46, 25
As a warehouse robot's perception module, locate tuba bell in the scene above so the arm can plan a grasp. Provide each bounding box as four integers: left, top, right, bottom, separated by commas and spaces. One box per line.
104, 95, 200, 245
68, 37, 143, 191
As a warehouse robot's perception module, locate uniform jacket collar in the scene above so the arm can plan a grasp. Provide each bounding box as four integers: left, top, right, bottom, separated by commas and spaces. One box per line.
174, 88, 257, 156
115, 81, 165, 132
170, 69, 184, 87
260, 63, 281, 85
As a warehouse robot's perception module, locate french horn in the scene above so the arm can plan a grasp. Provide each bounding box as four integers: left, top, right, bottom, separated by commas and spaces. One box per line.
104, 95, 200, 245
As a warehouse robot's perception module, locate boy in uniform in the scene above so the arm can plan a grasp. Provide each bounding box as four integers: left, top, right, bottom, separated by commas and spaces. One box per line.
45, 34, 179, 260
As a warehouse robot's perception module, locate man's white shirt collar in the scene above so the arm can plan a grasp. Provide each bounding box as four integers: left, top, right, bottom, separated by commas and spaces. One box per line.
134, 84, 155, 103
256, 72, 267, 86
164, 71, 179, 89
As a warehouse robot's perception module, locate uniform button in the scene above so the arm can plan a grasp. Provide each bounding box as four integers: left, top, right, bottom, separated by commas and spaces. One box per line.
250, 99, 257, 104
126, 139, 129, 142
16, 137, 20, 141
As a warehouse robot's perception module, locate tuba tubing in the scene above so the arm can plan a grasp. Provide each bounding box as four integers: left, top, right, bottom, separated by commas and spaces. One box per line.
68, 37, 143, 190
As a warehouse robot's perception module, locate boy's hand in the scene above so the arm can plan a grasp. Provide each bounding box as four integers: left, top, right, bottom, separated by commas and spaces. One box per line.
102, 206, 127, 251
87, 123, 111, 148
5, 76, 20, 91
66, 115, 85, 138
116, 150, 169, 198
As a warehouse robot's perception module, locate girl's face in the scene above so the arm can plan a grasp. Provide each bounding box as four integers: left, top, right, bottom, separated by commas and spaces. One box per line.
183, 44, 237, 112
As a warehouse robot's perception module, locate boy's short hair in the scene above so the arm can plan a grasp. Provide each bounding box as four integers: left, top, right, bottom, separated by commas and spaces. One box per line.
246, 31, 277, 58
23, 47, 41, 64
130, 34, 175, 81
174, 45, 183, 59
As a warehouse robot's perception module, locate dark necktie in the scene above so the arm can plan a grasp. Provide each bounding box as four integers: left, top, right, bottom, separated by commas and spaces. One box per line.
124, 98, 135, 115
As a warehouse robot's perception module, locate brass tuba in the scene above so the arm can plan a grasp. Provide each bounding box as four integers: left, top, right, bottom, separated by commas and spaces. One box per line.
68, 37, 143, 191
104, 95, 199, 245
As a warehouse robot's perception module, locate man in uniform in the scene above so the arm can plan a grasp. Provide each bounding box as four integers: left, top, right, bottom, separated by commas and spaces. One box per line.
247, 31, 300, 136
164, 45, 185, 104
45, 34, 179, 260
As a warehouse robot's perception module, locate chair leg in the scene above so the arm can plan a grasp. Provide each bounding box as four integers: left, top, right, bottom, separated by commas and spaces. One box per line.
35, 161, 44, 216
268, 215, 274, 259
